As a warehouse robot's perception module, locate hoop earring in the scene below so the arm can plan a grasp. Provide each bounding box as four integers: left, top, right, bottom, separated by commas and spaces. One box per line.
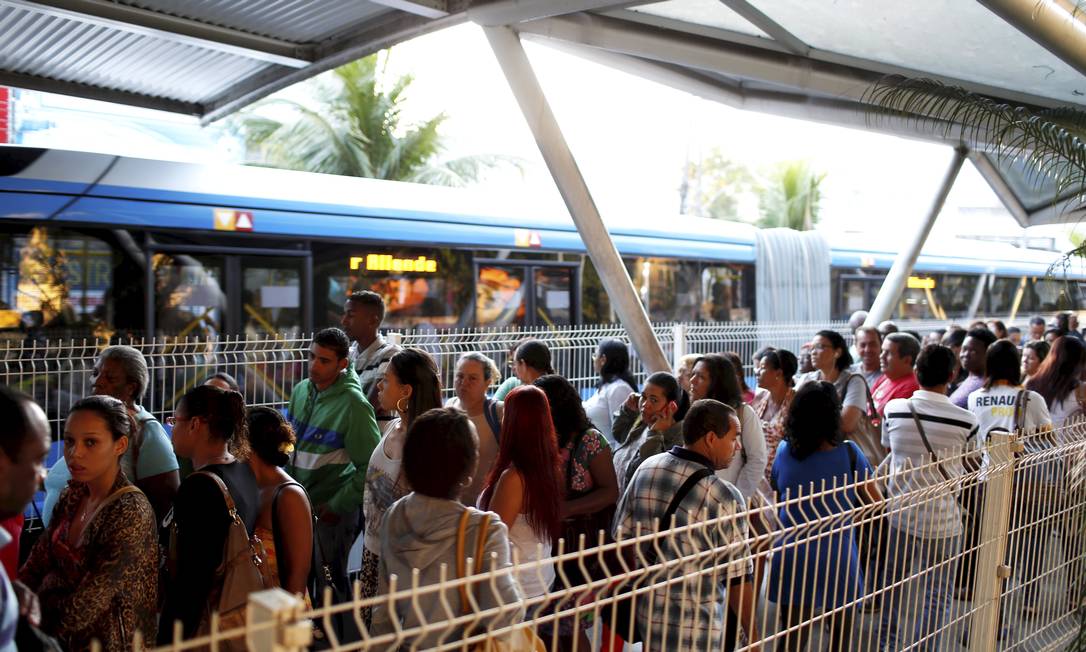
396, 396, 409, 413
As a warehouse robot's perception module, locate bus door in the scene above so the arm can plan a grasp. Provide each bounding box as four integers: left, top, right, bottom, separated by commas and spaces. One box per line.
149, 245, 311, 337
474, 260, 579, 328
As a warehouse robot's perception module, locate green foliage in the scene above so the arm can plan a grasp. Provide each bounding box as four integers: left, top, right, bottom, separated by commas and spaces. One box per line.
230, 55, 516, 185
678, 149, 760, 220
758, 160, 825, 230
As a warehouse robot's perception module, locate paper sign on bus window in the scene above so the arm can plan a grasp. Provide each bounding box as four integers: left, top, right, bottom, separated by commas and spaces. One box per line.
261, 286, 299, 308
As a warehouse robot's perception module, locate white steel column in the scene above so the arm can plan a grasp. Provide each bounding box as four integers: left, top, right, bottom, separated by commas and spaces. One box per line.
864, 148, 966, 327
483, 25, 670, 373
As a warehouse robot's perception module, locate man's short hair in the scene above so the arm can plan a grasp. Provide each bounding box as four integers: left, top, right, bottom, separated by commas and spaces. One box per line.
1007, 326, 1021, 336
403, 407, 476, 499
347, 290, 386, 322
855, 325, 881, 341
0, 386, 39, 460
942, 327, 967, 349
1029, 316, 1046, 327
682, 399, 737, 445
98, 345, 150, 402
886, 332, 921, 365
312, 327, 350, 360
916, 344, 956, 388
966, 327, 998, 348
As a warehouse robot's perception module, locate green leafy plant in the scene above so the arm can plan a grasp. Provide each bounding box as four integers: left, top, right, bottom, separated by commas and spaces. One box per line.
759, 160, 825, 230
231, 54, 518, 186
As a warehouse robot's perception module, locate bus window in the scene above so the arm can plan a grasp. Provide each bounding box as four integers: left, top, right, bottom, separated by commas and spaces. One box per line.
632, 258, 699, 322
701, 264, 752, 321
476, 265, 526, 328
242, 258, 301, 337
1, 227, 117, 338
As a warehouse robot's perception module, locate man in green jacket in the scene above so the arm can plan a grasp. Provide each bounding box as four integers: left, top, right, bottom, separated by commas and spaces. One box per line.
285, 327, 380, 598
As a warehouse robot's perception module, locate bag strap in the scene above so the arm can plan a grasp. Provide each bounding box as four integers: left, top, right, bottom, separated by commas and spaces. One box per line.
738, 404, 749, 466
271, 480, 306, 583
907, 401, 952, 482
455, 510, 492, 616
844, 439, 857, 475
483, 398, 501, 443
660, 468, 713, 529
1013, 390, 1028, 433
76, 484, 142, 547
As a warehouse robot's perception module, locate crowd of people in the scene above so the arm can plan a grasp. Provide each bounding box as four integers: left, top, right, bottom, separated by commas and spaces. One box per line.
0, 294, 1083, 651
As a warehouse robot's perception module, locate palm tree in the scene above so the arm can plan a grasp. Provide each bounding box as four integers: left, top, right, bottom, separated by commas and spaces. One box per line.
864, 76, 1086, 256
865, 75, 1086, 649
758, 160, 825, 230
231, 54, 515, 186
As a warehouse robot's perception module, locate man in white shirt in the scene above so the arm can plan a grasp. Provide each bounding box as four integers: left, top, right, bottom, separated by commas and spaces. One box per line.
879, 344, 978, 651
0, 388, 51, 651
341, 290, 402, 431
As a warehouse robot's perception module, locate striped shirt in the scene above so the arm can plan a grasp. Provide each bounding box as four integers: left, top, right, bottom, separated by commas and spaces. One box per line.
349, 335, 402, 425
881, 390, 979, 538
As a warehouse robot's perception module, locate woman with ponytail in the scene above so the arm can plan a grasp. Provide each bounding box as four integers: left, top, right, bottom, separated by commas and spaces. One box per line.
159, 385, 257, 641
247, 407, 312, 599
479, 385, 564, 598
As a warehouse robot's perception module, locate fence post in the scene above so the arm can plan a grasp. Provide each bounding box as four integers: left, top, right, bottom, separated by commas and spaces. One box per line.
246, 588, 311, 652
672, 323, 687, 371
969, 431, 1018, 652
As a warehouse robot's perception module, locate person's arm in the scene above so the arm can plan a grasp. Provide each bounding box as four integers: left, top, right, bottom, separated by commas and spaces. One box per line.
18, 489, 68, 590
611, 400, 640, 446
478, 520, 524, 627
326, 400, 381, 516
487, 468, 524, 531
607, 384, 635, 427
275, 485, 314, 596
727, 579, 760, 652
54, 496, 156, 642
840, 376, 865, 434
734, 406, 767, 499
563, 444, 619, 518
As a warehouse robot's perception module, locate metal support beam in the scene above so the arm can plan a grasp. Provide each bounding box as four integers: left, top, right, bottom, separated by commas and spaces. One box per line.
2, 0, 312, 68
969, 152, 1031, 227
864, 148, 967, 326
483, 25, 670, 373
717, 0, 810, 55
369, 0, 449, 18
978, 0, 1086, 79
470, 1, 649, 25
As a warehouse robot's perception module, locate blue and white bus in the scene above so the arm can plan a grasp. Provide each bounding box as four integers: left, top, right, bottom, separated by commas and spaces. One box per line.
1, 146, 1082, 338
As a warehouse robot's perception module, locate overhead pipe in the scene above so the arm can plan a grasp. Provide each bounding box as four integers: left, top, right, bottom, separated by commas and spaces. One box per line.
978, 0, 1086, 78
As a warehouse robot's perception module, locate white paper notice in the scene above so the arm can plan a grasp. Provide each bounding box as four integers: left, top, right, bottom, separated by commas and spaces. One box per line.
261, 285, 300, 308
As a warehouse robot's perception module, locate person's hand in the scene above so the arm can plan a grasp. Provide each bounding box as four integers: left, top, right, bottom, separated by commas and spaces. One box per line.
12, 580, 40, 626
317, 507, 342, 526
623, 392, 641, 413
649, 401, 677, 432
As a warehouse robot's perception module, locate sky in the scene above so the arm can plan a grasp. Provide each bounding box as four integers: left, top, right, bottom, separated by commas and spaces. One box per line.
12, 22, 1082, 250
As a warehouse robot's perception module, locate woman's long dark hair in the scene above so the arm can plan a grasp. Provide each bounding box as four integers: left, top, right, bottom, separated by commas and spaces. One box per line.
479, 386, 563, 542
762, 349, 799, 388
532, 374, 594, 448
597, 339, 638, 392
1026, 335, 1086, 407
694, 354, 743, 410
180, 385, 250, 460
387, 348, 443, 429
783, 381, 842, 460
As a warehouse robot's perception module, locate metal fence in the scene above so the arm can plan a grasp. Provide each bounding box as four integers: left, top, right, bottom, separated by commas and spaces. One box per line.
1, 319, 963, 436
136, 423, 1086, 652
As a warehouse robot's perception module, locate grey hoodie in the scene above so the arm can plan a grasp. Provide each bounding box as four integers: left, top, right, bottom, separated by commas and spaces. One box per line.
371, 493, 524, 647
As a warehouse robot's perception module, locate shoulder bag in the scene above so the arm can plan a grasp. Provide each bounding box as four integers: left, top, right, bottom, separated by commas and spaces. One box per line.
186, 471, 267, 652
841, 374, 885, 467
456, 510, 546, 652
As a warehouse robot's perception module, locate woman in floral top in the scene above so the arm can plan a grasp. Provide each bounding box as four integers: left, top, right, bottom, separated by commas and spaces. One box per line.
752, 349, 799, 483
533, 374, 619, 650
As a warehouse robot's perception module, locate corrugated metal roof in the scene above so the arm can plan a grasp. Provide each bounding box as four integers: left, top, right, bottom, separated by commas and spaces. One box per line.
0, 0, 1083, 229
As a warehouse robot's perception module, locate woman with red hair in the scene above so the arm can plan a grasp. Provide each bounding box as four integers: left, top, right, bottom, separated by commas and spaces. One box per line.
479, 385, 563, 598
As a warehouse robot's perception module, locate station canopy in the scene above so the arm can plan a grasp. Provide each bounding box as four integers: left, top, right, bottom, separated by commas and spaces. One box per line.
1, 0, 1084, 224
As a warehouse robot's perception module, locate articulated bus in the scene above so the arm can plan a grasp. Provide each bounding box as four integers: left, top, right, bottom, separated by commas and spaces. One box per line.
1, 146, 1083, 339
